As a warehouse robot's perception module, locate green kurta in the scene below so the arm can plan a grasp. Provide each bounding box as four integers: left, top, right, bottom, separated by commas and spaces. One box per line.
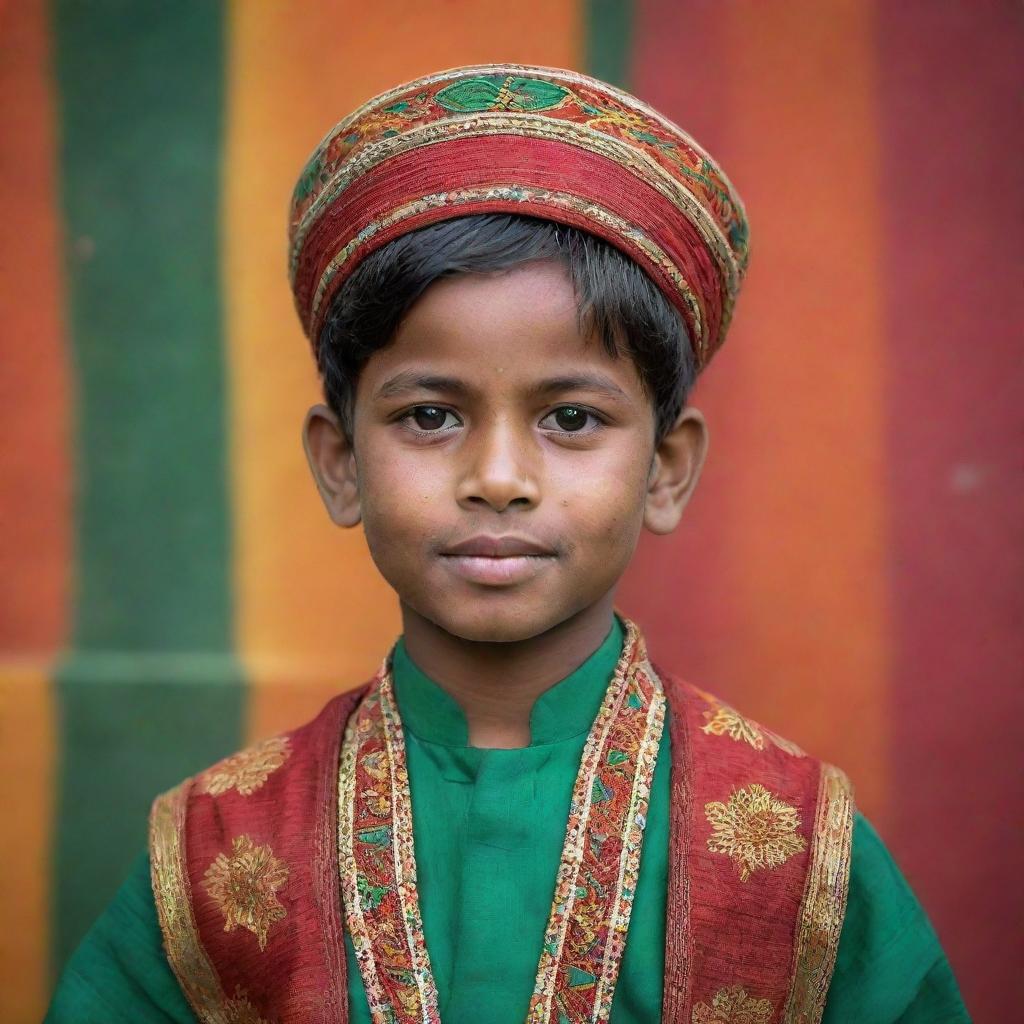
46, 621, 969, 1022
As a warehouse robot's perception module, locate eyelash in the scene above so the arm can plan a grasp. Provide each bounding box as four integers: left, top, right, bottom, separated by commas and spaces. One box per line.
397, 405, 607, 437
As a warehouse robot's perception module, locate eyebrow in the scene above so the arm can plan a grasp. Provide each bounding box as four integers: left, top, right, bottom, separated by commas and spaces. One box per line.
373, 370, 631, 403
528, 374, 630, 402
374, 372, 470, 401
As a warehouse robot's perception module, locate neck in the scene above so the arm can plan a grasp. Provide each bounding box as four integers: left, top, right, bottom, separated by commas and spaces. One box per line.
399, 596, 617, 749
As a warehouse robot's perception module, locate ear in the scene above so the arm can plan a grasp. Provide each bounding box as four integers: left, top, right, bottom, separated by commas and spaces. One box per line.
643, 405, 709, 535
302, 403, 361, 527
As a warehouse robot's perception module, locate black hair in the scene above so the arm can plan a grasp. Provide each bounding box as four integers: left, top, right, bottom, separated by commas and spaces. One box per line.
316, 213, 696, 442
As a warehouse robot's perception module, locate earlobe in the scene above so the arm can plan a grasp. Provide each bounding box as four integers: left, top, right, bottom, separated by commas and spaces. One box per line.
301, 403, 362, 527
643, 406, 709, 535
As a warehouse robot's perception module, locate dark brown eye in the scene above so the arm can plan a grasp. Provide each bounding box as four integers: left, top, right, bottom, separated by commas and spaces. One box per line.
411, 406, 452, 431
553, 406, 587, 431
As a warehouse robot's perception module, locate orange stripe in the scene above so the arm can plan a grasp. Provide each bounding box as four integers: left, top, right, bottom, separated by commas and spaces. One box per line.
224, 1, 584, 742
0, 0, 67, 1012
719, 0, 889, 819
0, 666, 56, 1017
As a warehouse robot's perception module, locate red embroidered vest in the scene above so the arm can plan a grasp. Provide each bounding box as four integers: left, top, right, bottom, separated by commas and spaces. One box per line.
150, 635, 853, 1024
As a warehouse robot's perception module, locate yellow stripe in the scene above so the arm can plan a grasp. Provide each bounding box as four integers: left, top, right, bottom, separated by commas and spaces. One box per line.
0, 664, 55, 1018
719, 0, 889, 817
224, 0, 583, 744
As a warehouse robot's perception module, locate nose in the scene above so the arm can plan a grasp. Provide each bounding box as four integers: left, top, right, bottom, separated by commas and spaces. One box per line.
455, 418, 540, 513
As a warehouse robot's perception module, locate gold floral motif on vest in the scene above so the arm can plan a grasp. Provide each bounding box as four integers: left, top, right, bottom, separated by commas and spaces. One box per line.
691, 984, 773, 1023
200, 735, 291, 797
202, 834, 289, 951
705, 783, 807, 882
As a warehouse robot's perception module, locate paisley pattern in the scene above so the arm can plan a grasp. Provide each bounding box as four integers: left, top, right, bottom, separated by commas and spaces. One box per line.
339, 621, 665, 1024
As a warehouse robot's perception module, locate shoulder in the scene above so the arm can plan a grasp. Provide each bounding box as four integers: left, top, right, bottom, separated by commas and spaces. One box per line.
660, 671, 814, 759
155, 685, 369, 805
656, 670, 856, 859
657, 671, 846, 811
653, 667, 857, 1020
147, 685, 370, 905
825, 814, 970, 1021
45, 851, 199, 1022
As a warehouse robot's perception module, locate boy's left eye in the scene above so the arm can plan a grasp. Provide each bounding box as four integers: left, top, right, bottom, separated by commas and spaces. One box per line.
540, 406, 600, 433
404, 406, 461, 432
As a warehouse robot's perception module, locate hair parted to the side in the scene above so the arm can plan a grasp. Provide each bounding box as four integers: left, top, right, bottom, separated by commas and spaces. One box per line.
316, 214, 696, 442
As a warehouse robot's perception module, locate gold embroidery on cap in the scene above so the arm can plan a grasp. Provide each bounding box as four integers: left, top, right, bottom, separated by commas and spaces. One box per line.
705, 784, 807, 882
201, 736, 291, 797
202, 835, 289, 951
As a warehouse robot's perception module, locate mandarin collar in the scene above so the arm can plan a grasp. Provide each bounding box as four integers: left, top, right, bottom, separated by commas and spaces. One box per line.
391, 616, 625, 748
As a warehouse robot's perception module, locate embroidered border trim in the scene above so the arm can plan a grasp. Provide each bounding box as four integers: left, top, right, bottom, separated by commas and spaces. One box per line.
781, 764, 855, 1024
309, 185, 707, 363
290, 112, 738, 300
338, 668, 441, 1023
541, 656, 666, 1024
149, 782, 233, 1024
339, 623, 665, 1024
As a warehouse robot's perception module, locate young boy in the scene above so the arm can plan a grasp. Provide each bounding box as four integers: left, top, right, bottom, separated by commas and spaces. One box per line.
47, 64, 968, 1023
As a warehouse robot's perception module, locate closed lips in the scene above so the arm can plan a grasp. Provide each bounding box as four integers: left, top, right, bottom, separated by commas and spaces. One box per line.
441, 536, 557, 558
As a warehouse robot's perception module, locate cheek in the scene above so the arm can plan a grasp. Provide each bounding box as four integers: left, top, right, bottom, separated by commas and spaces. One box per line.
357, 444, 448, 547
552, 454, 649, 547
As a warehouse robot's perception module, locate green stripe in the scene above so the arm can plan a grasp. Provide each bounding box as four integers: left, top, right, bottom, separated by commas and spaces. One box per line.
52, 1, 242, 975
586, 0, 635, 88
52, 660, 243, 975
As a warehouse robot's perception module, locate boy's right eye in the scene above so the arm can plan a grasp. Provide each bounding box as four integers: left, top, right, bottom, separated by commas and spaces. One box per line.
407, 406, 460, 432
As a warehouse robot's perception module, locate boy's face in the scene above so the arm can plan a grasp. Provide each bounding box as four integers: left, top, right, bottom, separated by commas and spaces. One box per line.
304, 260, 707, 644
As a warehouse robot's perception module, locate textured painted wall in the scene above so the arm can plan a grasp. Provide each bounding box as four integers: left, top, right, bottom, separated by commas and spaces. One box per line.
1, 1, 1019, 1019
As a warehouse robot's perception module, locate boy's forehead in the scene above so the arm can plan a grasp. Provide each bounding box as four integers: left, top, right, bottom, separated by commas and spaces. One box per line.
366, 267, 642, 398
402, 262, 579, 333
287, 63, 749, 381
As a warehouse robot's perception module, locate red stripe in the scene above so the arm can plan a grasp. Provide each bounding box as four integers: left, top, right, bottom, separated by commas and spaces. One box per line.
628, 0, 890, 813
876, 4, 1024, 1019
0, 0, 71, 653
621, 0, 737, 693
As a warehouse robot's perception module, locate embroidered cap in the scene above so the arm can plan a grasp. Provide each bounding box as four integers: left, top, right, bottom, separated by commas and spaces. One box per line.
289, 64, 749, 372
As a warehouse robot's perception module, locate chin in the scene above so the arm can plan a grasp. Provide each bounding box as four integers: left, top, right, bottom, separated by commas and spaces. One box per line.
415, 594, 581, 645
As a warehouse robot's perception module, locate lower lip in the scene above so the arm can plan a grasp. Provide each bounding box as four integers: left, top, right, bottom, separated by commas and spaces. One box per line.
440, 554, 555, 585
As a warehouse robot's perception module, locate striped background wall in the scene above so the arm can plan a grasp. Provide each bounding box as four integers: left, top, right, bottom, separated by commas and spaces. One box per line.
1, 1, 1020, 1019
